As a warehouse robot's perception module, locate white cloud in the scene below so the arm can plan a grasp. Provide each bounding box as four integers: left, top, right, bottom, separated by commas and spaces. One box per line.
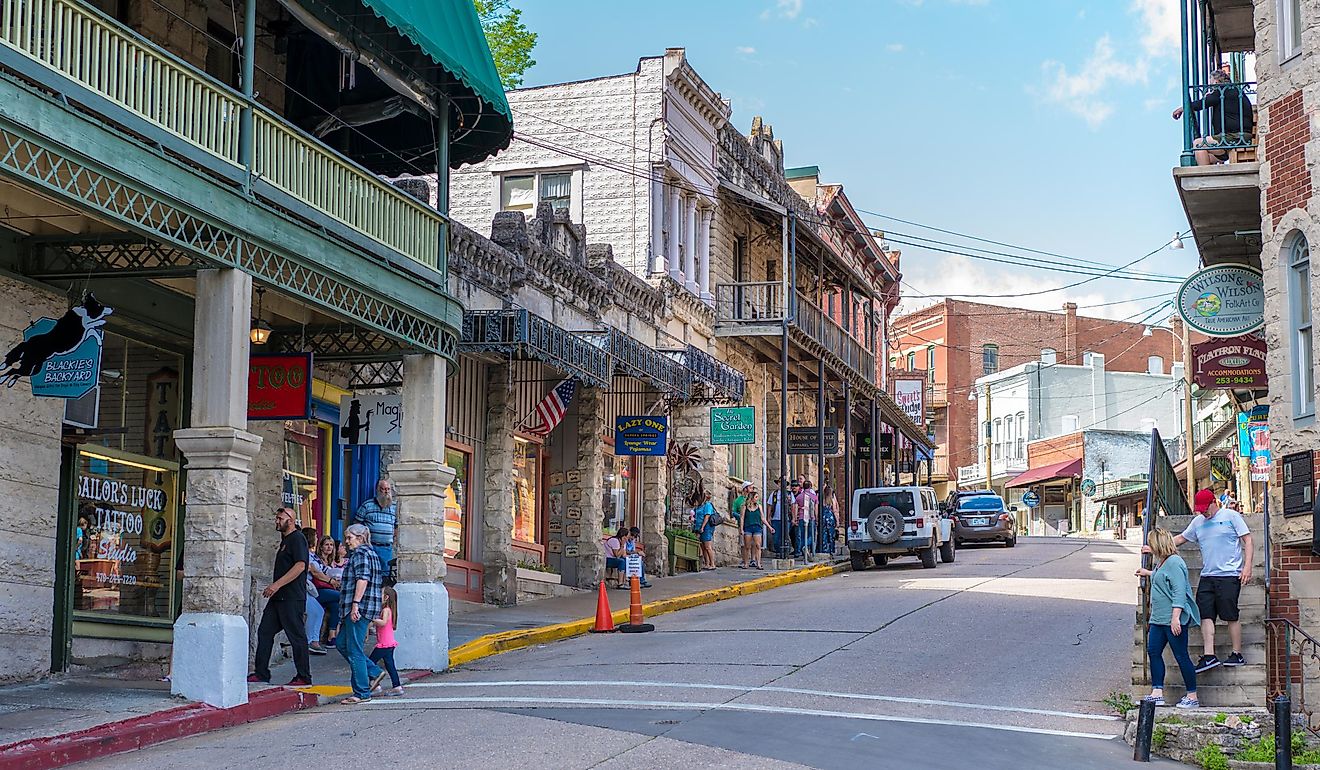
761, 0, 803, 20
736, 46, 757, 55
1132, 0, 1180, 58
886, 42, 906, 53
1039, 35, 1149, 128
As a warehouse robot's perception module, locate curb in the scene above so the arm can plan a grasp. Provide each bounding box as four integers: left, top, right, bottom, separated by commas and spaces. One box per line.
0, 686, 317, 770
447, 561, 845, 668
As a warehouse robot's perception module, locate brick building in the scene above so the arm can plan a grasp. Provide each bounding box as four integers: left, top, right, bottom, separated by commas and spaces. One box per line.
890, 300, 1188, 498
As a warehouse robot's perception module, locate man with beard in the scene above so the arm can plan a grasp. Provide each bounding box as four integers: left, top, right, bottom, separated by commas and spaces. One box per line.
248, 507, 312, 686
353, 478, 397, 580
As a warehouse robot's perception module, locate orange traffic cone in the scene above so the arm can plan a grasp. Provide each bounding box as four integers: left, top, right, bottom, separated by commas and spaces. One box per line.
589, 581, 617, 633
619, 576, 654, 633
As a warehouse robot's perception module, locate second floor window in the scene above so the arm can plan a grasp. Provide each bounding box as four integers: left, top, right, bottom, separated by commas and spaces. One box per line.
907, 351, 916, 370
982, 343, 999, 375
1289, 233, 1315, 418
1281, 0, 1304, 62
500, 171, 574, 217
1041, 348, 1056, 365
926, 346, 936, 382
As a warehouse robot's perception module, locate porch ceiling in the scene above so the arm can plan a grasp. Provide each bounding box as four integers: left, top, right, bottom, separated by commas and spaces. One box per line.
1208, 0, 1256, 53
1174, 163, 1262, 266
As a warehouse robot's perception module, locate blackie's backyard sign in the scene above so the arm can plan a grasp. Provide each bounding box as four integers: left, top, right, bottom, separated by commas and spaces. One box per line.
1192, 334, 1267, 389
0, 294, 111, 398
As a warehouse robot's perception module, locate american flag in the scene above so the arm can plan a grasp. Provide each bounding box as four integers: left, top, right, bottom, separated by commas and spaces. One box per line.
522, 378, 576, 437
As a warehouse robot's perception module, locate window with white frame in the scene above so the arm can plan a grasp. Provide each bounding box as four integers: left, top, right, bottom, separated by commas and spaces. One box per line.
993, 418, 1002, 460
499, 170, 575, 218
1016, 413, 1026, 458
927, 346, 936, 383
1280, 0, 1304, 62
1041, 348, 1056, 365
982, 343, 999, 375
907, 351, 916, 370
1289, 233, 1315, 418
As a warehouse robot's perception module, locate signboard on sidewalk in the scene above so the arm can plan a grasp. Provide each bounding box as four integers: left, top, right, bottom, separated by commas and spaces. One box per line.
710, 406, 755, 445
1176, 265, 1265, 337
893, 377, 926, 429
1192, 334, 1267, 389
877, 432, 893, 461
339, 393, 403, 446
248, 353, 312, 420
625, 554, 643, 578
787, 427, 839, 455
615, 416, 668, 456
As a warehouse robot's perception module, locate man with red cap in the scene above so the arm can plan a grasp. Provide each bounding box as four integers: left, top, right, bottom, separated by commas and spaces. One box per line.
1166, 488, 1253, 673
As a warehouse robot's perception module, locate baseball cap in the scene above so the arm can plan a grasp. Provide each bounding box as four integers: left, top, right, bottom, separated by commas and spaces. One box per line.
740, 481, 754, 491
1194, 488, 1216, 514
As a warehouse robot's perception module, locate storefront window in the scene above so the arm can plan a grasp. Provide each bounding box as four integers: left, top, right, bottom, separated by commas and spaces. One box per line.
72, 445, 179, 622
512, 438, 540, 543
283, 421, 328, 532
604, 455, 634, 531
444, 447, 469, 560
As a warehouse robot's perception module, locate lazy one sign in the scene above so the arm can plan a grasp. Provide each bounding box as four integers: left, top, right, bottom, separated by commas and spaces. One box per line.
1177, 265, 1265, 337
1, 294, 113, 399
1192, 334, 1267, 389
248, 353, 312, 420
340, 394, 403, 446
710, 406, 755, 445
616, 416, 668, 456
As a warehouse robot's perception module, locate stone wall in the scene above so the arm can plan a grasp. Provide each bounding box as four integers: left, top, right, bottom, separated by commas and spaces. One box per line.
244, 420, 285, 654
0, 274, 66, 683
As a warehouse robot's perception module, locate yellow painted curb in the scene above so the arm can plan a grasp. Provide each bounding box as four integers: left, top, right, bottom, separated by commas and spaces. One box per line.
447, 561, 844, 669
298, 684, 352, 697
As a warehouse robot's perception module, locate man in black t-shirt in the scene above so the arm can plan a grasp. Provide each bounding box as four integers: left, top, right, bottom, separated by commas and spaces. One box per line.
248, 507, 312, 685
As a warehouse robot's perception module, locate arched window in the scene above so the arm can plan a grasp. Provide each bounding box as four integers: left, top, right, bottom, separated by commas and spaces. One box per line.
1147, 356, 1164, 375
1288, 232, 1315, 418
982, 343, 999, 375
1041, 348, 1057, 365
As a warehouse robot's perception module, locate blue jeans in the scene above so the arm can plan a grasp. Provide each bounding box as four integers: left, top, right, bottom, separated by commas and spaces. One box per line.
372, 544, 394, 575
316, 588, 341, 637
369, 646, 401, 689
335, 615, 382, 698
304, 593, 324, 645
1148, 623, 1197, 694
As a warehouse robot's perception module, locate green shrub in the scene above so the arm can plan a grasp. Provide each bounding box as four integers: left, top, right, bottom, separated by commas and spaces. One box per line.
1213, 713, 1228, 724
1195, 743, 1228, 770
1240, 715, 1255, 724
1236, 736, 1274, 763
1158, 715, 1185, 725
1103, 690, 1136, 715
1152, 726, 1168, 751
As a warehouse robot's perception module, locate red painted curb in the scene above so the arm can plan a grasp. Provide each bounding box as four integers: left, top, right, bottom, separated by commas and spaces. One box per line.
0, 687, 317, 770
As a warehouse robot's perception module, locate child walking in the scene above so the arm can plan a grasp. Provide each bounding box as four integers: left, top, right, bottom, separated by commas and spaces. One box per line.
369, 586, 403, 696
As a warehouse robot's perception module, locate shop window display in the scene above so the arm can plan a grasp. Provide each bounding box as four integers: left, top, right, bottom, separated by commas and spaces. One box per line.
444, 447, 469, 560
512, 437, 540, 543
604, 455, 633, 531
283, 421, 328, 532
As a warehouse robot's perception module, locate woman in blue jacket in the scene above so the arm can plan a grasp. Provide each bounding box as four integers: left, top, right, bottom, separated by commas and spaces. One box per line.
1136, 527, 1202, 708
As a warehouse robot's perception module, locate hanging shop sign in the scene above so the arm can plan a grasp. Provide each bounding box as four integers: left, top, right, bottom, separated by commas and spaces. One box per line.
1283, 451, 1314, 518
144, 368, 180, 462
339, 393, 403, 446
248, 353, 312, 420
787, 427, 840, 455
856, 432, 873, 460
710, 406, 755, 445
1176, 265, 1265, 337
1192, 335, 1267, 389
1248, 423, 1272, 482
893, 377, 926, 429
1237, 412, 1250, 458
1081, 479, 1097, 497
877, 432, 894, 461
1022, 490, 1041, 508
615, 416, 669, 456
2, 295, 113, 398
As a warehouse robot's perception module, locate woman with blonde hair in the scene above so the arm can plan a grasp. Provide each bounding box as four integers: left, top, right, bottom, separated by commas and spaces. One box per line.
1136, 527, 1202, 708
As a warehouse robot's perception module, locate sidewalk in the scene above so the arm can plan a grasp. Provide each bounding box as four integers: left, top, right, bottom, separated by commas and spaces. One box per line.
0, 557, 842, 769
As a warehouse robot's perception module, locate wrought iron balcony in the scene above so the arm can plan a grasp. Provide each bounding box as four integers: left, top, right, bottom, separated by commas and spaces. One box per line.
714, 281, 786, 325
794, 291, 876, 385
0, 0, 447, 272
1179, 80, 1257, 166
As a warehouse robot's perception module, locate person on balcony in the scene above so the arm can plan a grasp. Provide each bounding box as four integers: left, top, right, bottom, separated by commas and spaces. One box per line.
1172, 69, 1254, 166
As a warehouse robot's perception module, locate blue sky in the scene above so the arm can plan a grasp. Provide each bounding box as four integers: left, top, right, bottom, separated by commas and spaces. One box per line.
512, 0, 1200, 322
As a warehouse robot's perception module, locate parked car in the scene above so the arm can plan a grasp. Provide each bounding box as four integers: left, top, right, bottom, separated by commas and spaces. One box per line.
950, 493, 1017, 548
847, 486, 953, 571
943, 488, 998, 514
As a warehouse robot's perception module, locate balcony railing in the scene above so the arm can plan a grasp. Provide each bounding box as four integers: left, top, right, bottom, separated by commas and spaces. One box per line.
0, 0, 445, 271
930, 383, 948, 407
714, 281, 785, 323
794, 291, 875, 384
930, 456, 950, 479
1180, 80, 1256, 165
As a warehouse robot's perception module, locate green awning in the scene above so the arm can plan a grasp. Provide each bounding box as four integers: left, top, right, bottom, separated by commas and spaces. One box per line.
356, 0, 512, 165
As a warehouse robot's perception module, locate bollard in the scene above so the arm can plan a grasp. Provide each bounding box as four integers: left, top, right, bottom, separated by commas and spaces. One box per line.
1276, 694, 1293, 770
1133, 698, 1156, 762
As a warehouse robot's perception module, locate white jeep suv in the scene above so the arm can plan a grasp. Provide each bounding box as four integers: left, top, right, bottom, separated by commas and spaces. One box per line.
847, 486, 954, 571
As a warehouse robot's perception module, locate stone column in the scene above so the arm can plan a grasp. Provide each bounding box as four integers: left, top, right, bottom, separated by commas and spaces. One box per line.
641, 454, 669, 576
698, 208, 713, 302
389, 353, 456, 671
482, 363, 518, 605
684, 197, 699, 294
172, 268, 262, 709
667, 186, 682, 282
650, 179, 666, 275
572, 387, 606, 588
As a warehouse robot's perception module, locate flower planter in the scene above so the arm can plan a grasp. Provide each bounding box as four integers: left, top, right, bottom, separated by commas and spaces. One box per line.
515, 567, 561, 585
667, 533, 701, 573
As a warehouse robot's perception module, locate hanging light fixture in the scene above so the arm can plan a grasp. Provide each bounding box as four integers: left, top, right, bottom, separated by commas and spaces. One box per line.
250, 287, 272, 345
1168, 232, 1185, 250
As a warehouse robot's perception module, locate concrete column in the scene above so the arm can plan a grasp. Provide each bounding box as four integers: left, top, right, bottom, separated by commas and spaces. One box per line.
389, 353, 456, 671
641, 454, 669, 576
172, 268, 262, 709
572, 387, 606, 588
667, 185, 682, 282
684, 197, 699, 294
482, 363, 518, 605
698, 208, 713, 302
650, 179, 666, 275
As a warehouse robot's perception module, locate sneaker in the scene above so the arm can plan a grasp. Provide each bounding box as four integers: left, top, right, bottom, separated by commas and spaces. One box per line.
246, 673, 269, 684
1143, 695, 1166, 706
370, 670, 389, 691
640, 582, 652, 588
1223, 652, 1245, 667
1175, 696, 1201, 709
1194, 655, 1221, 673
286, 676, 312, 687
309, 644, 328, 656
753, 562, 764, 570
384, 686, 405, 697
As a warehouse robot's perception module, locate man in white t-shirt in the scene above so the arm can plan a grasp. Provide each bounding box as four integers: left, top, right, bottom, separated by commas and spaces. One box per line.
1171, 488, 1253, 673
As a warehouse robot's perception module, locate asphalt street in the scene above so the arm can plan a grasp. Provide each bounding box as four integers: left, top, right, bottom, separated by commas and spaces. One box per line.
75, 537, 1181, 769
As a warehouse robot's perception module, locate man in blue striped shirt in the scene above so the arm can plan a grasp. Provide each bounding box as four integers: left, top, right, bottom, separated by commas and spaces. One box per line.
353, 478, 397, 573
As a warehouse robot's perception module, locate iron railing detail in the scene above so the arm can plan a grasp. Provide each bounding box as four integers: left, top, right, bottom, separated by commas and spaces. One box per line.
590, 327, 691, 400
681, 343, 746, 403
714, 281, 786, 324
793, 291, 876, 385
460, 310, 612, 388
1181, 80, 1257, 163
1268, 617, 1320, 736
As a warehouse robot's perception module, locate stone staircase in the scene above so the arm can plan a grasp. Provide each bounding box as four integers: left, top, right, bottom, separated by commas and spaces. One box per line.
1130, 513, 1267, 707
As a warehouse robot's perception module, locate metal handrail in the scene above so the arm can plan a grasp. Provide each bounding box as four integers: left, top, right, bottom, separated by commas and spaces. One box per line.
714, 281, 785, 322
1182, 80, 1256, 161
794, 291, 875, 384
0, 0, 447, 271
1267, 617, 1320, 734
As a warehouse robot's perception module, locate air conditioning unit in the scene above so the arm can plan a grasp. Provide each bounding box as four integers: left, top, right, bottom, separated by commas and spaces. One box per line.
64, 386, 100, 429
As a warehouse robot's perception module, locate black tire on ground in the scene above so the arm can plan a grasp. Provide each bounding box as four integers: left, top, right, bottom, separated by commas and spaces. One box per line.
920, 541, 937, 569
866, 506, 905, 545
1005, 536, 1017, 548
872, 553, 888, 567
939, 538, 955, 563
850, 552, 868, 571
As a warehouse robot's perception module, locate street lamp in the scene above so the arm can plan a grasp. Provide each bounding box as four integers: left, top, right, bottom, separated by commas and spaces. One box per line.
1144, 323, 1195, 504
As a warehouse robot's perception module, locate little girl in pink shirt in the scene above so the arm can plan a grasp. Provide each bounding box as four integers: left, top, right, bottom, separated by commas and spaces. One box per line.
369, 587, 403, 696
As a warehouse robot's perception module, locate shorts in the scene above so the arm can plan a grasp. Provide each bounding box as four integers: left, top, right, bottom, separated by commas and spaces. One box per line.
1196, 575, 1242, 622
700, 526, 716, 543
742, 524, 764, 537
605, 557, 625, 571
